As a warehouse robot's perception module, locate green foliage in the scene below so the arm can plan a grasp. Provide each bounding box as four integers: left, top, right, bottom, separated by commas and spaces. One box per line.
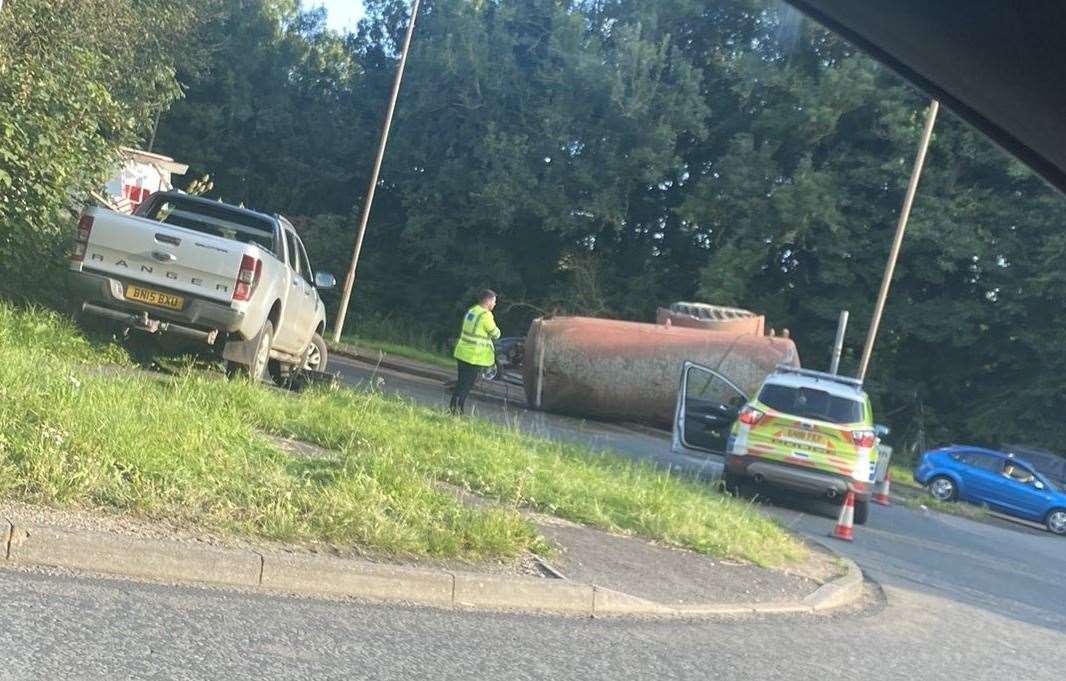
0, 0, 209, 301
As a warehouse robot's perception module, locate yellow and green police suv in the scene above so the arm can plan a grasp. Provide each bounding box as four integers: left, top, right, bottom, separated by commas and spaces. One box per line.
725, 366, 880, 524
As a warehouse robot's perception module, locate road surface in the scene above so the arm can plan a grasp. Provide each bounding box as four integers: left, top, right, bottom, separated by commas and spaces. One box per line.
0, 355, 1062, 679
330, 355, 1066, 632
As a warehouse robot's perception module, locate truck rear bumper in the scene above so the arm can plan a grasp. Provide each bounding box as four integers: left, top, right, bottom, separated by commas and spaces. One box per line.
69, 268, 244, 341
726, 454, 870, 501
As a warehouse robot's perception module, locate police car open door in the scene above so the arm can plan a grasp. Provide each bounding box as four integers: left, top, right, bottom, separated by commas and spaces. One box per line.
672, 361, 749, 457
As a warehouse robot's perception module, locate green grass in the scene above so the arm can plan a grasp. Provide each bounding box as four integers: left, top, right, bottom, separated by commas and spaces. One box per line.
889, 462, 923, 491
339, 315, 455, 370
340, 335, 455, 371
0, 303, 805, 567
896, 493, 990, 521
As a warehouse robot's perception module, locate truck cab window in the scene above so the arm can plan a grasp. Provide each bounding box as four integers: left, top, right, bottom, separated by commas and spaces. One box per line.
295, 235, 314, 283
284, 230, 300, 275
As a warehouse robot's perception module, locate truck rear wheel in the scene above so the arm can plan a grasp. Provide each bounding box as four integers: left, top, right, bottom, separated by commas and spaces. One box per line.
227, 321, 273, 382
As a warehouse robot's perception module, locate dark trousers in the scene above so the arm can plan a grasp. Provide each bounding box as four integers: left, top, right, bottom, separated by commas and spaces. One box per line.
450, 360, 481, 414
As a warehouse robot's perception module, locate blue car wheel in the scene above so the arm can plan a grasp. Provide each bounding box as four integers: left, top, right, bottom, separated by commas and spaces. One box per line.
929, 476, 957, 502
1047, 509, 1066, 536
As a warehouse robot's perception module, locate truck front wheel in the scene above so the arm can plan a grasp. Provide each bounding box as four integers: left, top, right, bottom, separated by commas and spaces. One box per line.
226, 321, 273, 382
303, 333, 328, 372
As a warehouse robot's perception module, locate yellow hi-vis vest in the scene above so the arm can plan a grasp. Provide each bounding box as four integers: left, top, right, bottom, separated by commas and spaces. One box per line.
453, 304, 500, 367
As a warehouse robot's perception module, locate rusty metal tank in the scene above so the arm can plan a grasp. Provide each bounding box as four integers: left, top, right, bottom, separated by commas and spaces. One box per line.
522, 316, 799, 427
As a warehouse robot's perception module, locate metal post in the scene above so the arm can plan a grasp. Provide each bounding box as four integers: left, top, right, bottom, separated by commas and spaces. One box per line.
331, 0, 422, 343
829, 310, 849, 375
857, 100, 939, 382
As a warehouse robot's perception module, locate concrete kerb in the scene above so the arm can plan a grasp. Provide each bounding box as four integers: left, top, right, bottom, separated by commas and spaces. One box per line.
7, 524, 262, 587
802, 558, 864, 612
0, 519, 865, 618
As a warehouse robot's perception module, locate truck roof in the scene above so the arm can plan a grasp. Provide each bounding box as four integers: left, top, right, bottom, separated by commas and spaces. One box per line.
150, 191, 278, 224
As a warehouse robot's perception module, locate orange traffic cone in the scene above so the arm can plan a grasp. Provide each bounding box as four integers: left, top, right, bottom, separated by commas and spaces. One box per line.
830, 491, 855, 541
873, 471, 892, 506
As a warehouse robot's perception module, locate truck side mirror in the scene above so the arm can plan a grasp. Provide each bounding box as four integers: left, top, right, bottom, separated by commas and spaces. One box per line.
315, 272, 337, 290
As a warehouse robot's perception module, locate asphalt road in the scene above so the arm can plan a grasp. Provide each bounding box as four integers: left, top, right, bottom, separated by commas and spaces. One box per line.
329, 356, 1066, 628
1, 354, 1063, 679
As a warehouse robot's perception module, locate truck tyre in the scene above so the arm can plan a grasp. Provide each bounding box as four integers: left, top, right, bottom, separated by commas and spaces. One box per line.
303, 333, 328, 372
853, 498, 870, 525
227, 320, 273, 382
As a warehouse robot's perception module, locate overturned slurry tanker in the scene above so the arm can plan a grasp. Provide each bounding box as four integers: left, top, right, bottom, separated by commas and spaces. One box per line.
522, 316, 799, 428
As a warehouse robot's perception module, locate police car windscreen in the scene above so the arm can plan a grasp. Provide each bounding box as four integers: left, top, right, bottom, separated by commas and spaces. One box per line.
758, 384, 863, 425
142, 196, 274, 251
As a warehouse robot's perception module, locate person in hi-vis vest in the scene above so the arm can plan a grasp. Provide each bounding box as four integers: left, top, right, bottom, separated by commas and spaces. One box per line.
450, 289, 501, 415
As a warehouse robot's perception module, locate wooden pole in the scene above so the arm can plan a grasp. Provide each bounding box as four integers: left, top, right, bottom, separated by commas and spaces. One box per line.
857, 100, 939, 381
331, 0, 422, 343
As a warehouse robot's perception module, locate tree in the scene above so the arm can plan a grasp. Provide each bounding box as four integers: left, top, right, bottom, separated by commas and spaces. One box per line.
0, 0, 210, 299
153, 0, 1066, 453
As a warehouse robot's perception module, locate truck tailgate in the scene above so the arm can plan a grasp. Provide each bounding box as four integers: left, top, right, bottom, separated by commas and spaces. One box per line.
84, 212, 243, 303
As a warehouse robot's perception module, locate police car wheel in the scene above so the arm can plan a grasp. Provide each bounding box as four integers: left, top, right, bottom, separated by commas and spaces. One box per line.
853, 499, 870, 525
722, 470, 742, 496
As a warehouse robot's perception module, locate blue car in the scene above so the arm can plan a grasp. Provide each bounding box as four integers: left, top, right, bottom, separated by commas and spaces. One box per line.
913, 445, 1066, 536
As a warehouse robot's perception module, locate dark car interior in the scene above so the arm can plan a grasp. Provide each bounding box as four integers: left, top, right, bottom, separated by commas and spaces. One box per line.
785, 1, 1066, 195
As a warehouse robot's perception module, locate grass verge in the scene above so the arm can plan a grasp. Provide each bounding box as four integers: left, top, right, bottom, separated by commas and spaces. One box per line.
339, 316, 455, 370
889, 462, 923, 491
0, 303, 804, 567
340, 335, 454, 371
895, 492, 991, 521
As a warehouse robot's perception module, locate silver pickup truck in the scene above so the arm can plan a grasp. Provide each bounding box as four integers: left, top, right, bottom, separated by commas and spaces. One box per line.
68, 191, 337, 382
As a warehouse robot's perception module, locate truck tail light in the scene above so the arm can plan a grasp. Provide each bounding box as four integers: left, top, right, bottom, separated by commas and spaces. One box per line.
851, 429, 876, 448
737, 406, 764, 426
71, 214, 94, 262
233, 255, 262, 301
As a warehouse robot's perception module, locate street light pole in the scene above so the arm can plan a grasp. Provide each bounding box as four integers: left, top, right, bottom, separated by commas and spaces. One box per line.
857, 99, 940, 382
829, 310, 849, 375
331, 0, 422, 344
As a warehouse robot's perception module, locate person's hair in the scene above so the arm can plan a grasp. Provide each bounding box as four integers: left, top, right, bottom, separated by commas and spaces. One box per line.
479, 289, 497, 303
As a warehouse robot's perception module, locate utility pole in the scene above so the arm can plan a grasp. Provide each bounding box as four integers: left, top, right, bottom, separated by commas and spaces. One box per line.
331, 0, 422, 344
857, 100, 940, 382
